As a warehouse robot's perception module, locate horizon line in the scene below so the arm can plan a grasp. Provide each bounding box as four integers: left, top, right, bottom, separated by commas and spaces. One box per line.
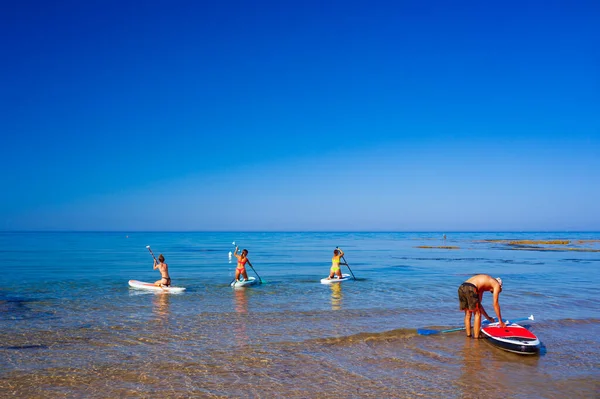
1, 230, 599, 234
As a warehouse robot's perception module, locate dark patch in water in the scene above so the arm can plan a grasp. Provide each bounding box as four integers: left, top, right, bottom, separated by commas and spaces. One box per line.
560, 258, 600, 263
0, 344, 48, 350
0, 297, 33, 313
393, 256, 545, 266
0, 294, 57, 321
393, 257, 489, 262
496, 259, 545, 265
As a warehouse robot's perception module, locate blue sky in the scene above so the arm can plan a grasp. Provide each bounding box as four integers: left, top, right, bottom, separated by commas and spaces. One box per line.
1, 0, 598, 231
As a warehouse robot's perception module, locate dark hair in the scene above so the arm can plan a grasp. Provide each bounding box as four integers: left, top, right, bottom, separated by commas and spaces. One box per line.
333, 249, 339, 255
242, 249, 248, 255
158, 254, 165, 262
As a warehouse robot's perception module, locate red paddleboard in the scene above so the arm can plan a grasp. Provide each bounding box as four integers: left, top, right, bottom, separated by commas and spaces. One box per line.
481, 321, 541, 355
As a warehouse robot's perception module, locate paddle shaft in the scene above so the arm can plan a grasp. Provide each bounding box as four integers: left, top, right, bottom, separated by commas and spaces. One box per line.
485, 315, 533, 327
230, 243, 237, 285
418, 315, 534, 336
339, 252, 356, 280
147, 247, 157, 262
247, 260, 262, 283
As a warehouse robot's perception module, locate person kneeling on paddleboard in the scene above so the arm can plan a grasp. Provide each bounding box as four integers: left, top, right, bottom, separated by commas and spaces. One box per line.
234, 247, 250, 282
458, 274, 505, 338
328, 248, 344, 280
153, 254, 171, 288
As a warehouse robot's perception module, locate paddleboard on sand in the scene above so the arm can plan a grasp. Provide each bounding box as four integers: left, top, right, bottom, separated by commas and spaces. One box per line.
231, 277, 258, 288
320, 273, 352, 284
481, 320, 541, 355
128, 280, 186, 293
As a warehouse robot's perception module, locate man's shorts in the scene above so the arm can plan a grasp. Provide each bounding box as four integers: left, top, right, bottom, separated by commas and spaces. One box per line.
458, 282, 480, 311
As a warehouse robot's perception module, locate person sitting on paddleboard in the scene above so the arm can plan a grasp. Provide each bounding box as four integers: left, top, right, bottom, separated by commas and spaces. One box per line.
153, 254, 171, 287
328, 248, 344, 279
458, 274, 505, 338
234, 247, 250, 282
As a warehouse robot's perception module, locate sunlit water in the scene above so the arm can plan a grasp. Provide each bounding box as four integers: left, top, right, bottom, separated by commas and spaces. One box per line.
1, 232, 599, 398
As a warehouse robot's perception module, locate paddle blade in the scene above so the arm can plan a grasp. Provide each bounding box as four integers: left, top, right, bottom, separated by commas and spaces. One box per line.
417, 329, 440, 336
146, 245, 150, 249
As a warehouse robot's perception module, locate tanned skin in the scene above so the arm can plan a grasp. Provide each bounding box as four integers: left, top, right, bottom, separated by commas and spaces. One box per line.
463, 274, 505, 338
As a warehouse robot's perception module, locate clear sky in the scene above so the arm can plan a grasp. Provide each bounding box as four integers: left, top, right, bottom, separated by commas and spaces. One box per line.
1, 0, 599, 231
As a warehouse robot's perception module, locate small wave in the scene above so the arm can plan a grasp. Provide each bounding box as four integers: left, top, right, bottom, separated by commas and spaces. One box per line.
307, 328, 416, 347
550, 318, 600, 327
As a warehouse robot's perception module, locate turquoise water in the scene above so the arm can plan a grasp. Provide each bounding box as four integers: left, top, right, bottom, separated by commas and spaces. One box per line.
1, 232, 599, 398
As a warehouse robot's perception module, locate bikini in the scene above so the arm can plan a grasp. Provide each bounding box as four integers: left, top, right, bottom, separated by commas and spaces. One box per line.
237, 257, 248, 273
331, 256, 340, 272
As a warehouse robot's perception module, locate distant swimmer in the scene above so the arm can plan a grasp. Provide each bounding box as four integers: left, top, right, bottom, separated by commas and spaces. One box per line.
327, 247, 344, 280
458, 274, 505, 338
153, 254, 171, 288
443, 234, 446, 240
233, 246, 250, 282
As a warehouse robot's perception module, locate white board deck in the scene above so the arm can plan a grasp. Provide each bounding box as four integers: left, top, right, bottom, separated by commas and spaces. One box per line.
320, 273, 352, 284
231, 276, 258, 288
128, 280, 186, 293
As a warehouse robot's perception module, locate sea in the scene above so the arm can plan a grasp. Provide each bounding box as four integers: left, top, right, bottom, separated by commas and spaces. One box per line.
1, 231, 599, 398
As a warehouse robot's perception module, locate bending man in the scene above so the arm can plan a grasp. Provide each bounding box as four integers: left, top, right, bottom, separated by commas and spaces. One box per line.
458, 274, 505, 338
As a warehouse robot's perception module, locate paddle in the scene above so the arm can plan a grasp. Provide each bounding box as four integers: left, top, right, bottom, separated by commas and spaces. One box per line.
246, 259, 263, 284
146, 245, 157, 262
229, 242, 237, 286
337, 246, 356, 280
417, 315, 534, 336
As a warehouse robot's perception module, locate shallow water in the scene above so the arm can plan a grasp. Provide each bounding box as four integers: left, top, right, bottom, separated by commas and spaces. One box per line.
1, 232, 599, 398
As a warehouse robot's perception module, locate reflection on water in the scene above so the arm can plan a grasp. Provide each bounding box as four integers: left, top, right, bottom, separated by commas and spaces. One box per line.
456, 337, 486, 396
234, 288, 248, 314
233, 288, 249, 347
152, 292, 170, 321
330, 283, 342, 310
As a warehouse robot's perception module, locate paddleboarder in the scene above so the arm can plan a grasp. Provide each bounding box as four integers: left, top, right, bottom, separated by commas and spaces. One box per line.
327, 247, 345, 280
233, 246, 250, 282
153, 254, 171, 288
458, 274, 505, 338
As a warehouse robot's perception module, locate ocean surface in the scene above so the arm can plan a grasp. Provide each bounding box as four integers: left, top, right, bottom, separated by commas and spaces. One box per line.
1, 232, 599, 398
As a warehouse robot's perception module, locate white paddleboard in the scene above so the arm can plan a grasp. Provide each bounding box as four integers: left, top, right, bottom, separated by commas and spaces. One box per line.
320, 273, 352, 284
128, 280, 186, 293
231, 277, 258, 288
